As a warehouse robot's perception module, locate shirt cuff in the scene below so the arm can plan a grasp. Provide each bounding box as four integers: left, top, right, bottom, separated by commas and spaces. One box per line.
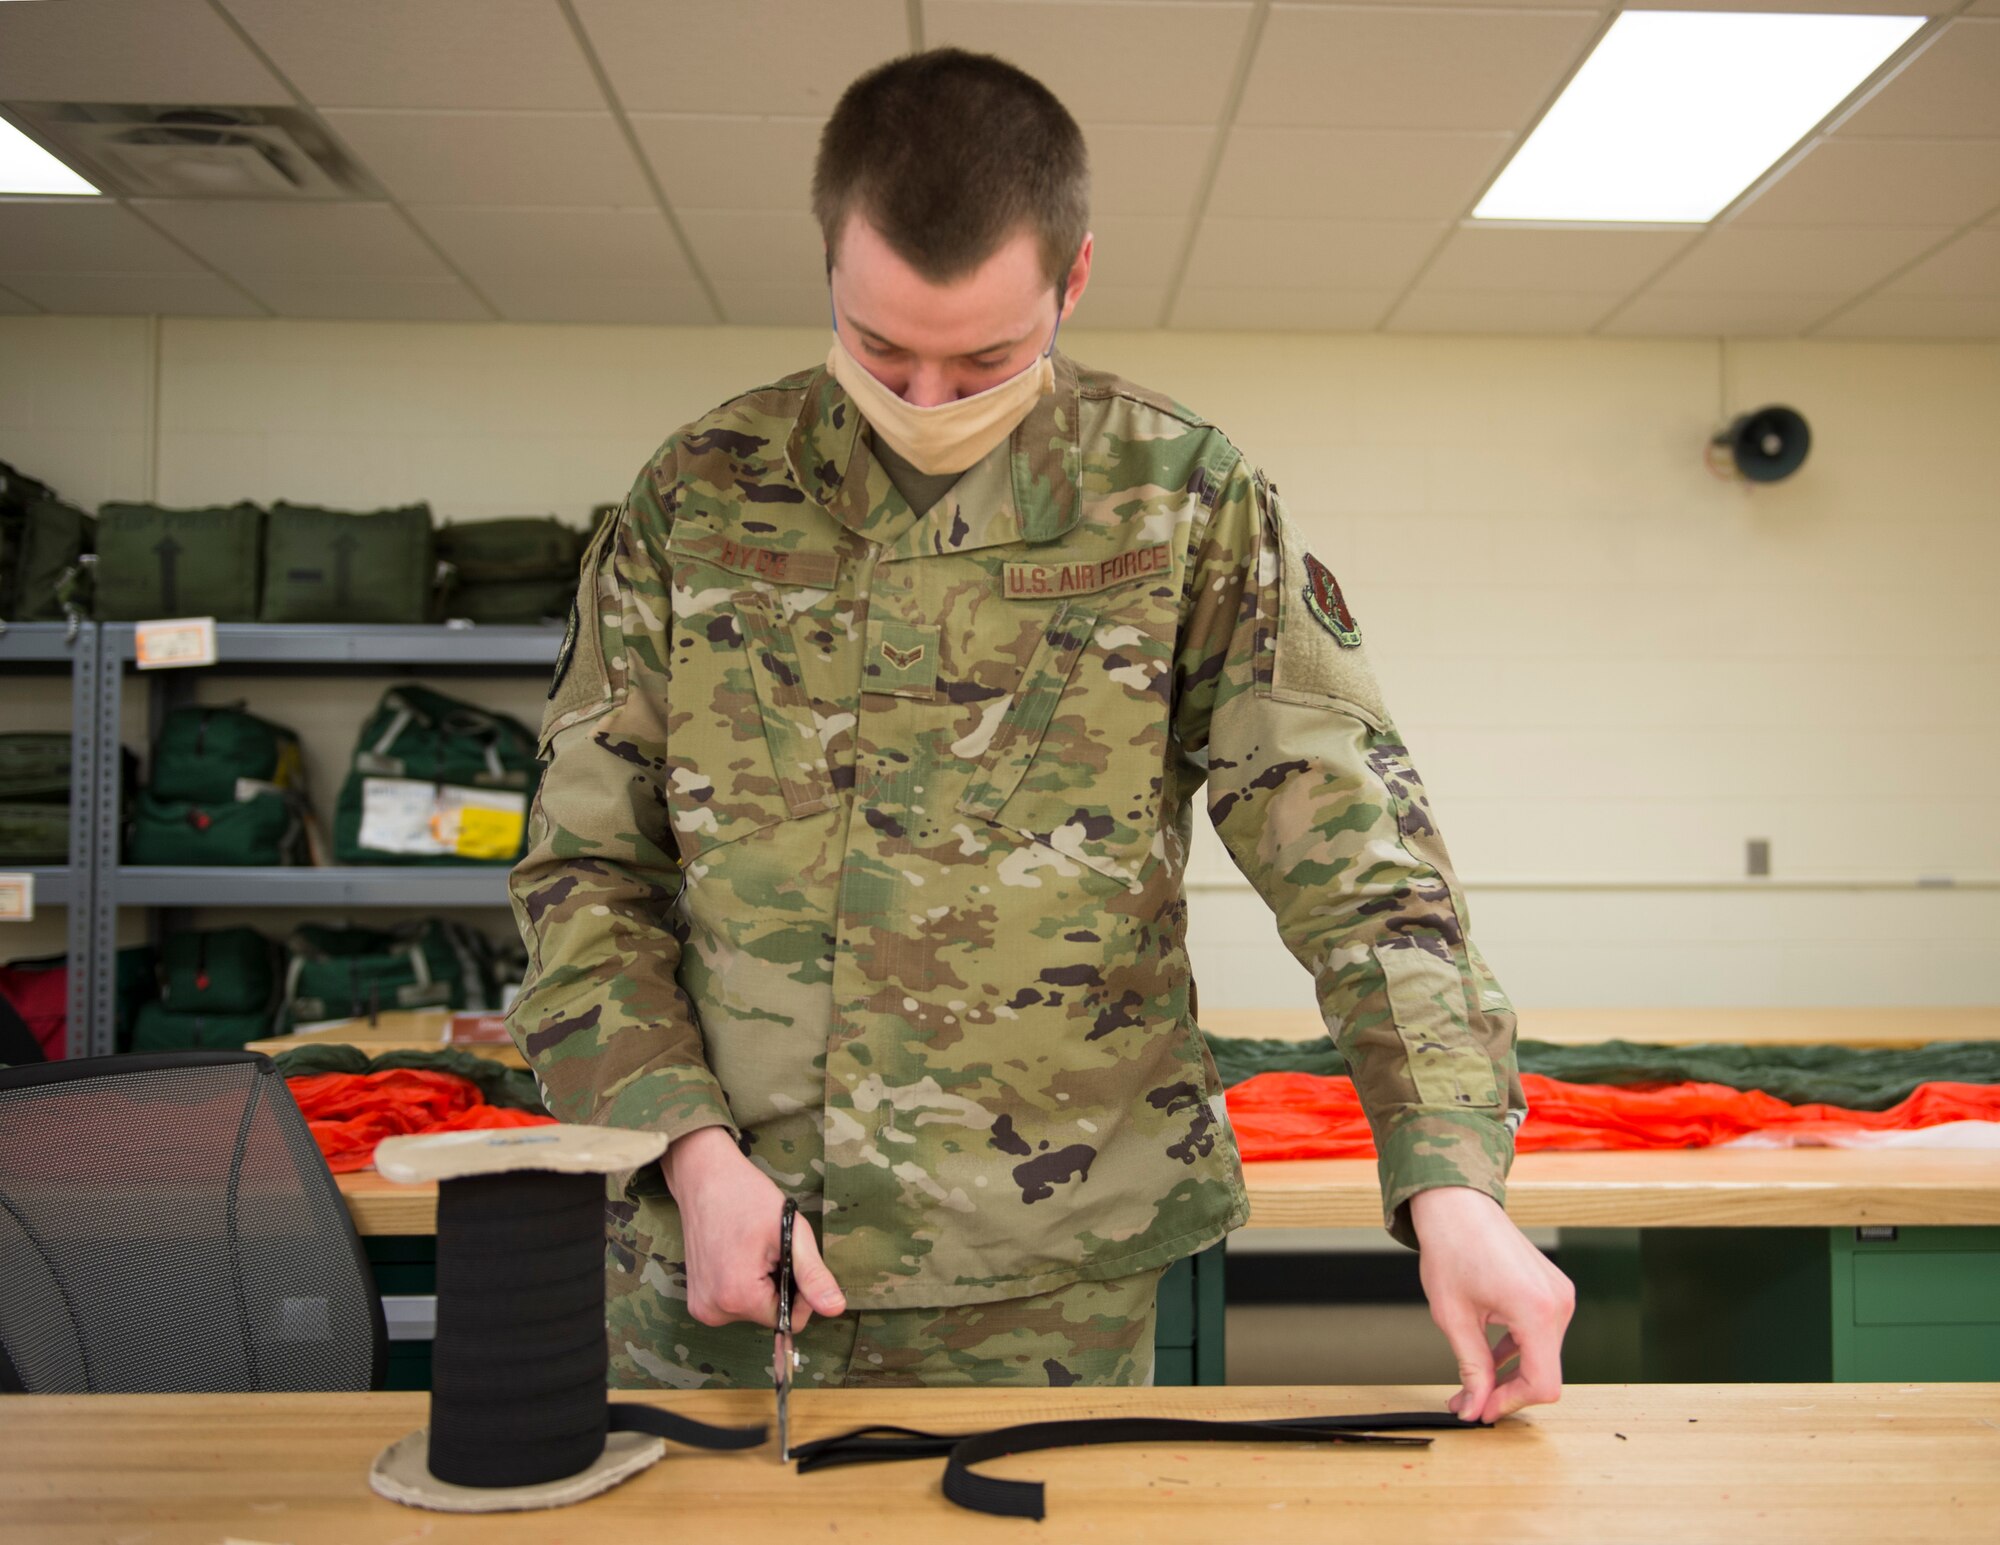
1374, 1107, 1515, 1250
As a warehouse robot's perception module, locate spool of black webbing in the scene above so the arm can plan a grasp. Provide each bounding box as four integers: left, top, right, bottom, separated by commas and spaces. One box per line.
367, 1127, 767, 1514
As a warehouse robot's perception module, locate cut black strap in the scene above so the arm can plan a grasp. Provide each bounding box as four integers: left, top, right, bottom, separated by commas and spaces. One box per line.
793, 1409, 1485, 1520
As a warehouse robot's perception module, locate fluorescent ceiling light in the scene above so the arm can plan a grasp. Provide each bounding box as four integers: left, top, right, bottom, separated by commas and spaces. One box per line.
1473, 9, 1926, 223
0, 115, 99, 195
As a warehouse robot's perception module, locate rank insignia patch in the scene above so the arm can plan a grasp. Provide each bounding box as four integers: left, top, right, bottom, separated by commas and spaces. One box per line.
1300, 551, 1362, 648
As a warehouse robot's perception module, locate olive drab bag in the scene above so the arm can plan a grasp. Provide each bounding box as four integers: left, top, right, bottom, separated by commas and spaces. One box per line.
332, 683, 539, 866
93, 501, 265, 621
0, 732, 74, 864
125, 925, 286, 1052
436, 516, 584, 625
1, 461, 93, 626
128, 703, 310, 866
280, 919, 498, 1029
260, 500, 436, 624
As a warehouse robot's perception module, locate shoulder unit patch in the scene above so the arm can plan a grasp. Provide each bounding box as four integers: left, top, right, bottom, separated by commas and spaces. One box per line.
1300, 551, 1362, 648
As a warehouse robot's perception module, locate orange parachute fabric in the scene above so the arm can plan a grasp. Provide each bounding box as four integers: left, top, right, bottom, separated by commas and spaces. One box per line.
1223, 1071, 2000, 1163
286, 1068, 558, 1172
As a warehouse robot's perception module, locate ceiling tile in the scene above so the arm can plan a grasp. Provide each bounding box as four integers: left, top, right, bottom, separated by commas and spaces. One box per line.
1238, 5, 1600, 131
474, 273, 715, 325
1835, 21, 2000, 139
1080, 216, 1188, 291
1971, 0, 2000, 15
1640, 0, 1936, 11
410, 206, 694, 288
1419, 226, 1697, 293
1649, 224, 1954, 295
1182, 218, 1442, 292
0, 201, 203, 274
1597, 291, 1838, 337
1172, 286, 1395, 331
0, 285, 36, 315
1387, 290, 1622, 335
1732, 139, 2000, 227
1208, 128, 1511, 221
631, 115, 824, 213
677, 209, 823, 287
576, 0, 908, 114
1081, 125, 1214, 217
925, 1, 1252, 126
1814, 292, 2000, 338
323, 111, 649, 207
710, 282, 832, 328
0, 271, 264, 318
134, 200, 452, 279
221, 0, 605, 110
236, 277, 492, 321
1067, 285, 1166, 330
0, 0, 289, 105
1882, 229, 2000, 297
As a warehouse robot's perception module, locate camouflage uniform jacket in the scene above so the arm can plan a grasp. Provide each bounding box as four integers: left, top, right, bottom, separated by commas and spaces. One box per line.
506, 348, 1526, 1310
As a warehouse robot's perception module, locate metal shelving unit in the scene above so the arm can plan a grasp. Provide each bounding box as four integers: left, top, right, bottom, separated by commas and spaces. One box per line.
0, 621, 98, 1058
71, 621, 563, 1055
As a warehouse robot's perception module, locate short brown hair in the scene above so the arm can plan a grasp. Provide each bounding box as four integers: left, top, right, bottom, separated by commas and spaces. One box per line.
812, 49, 1089, 288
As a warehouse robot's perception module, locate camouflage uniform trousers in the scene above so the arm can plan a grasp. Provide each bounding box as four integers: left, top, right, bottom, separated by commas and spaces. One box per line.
605, 1200, 1162, 1389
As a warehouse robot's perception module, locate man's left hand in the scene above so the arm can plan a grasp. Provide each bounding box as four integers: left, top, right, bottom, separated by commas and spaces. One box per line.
1408, 1185, 1575, 1423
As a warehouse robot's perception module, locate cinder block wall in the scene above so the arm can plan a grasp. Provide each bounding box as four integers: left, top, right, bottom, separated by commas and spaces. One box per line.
2, 315, 1995, 1007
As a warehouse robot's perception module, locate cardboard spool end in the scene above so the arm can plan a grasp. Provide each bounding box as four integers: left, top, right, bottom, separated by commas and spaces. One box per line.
370, 1427, 666, 1513
373, 1123, 668, 1183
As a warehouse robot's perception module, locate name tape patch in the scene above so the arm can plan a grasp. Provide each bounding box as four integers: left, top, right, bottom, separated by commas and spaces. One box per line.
1003, 542, 1172, 599
669, 531, 841, 589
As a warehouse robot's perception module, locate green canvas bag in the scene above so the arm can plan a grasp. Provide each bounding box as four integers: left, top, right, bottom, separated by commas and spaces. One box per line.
94, 501, 264, 621
332, 683, 539, 866
281, 920, 477, 1027
157, 926, 282, 1019
0, 486, 93, 625
127, 787, 305, 866
0, 804, 68, 864
441, 578, 572, 625
0, 733, 70, 801
148, 703, 306, 806
435, 516, 583, 586
260, 500, 434, 624
129, 1000, 274, 1054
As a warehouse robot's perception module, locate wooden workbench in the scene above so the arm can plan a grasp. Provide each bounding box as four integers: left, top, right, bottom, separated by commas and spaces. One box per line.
3, 1384, 1994, 1543
336, 1146, 2000, 1237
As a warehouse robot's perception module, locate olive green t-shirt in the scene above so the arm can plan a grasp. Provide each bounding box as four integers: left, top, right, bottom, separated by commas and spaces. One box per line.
868, 432, 963, 517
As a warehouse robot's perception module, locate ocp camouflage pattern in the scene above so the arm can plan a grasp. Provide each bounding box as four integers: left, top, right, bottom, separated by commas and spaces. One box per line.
506, 348, 1526, 1315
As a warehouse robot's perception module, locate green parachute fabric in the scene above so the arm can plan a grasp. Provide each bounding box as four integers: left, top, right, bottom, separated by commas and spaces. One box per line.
268, 1042, 546, 1115
1201, 1035, 2000, 1113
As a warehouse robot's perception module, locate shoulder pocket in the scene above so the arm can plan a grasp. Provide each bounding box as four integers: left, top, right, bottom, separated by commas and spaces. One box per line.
1252, 476, 1389, 732
539, 505, 629, 756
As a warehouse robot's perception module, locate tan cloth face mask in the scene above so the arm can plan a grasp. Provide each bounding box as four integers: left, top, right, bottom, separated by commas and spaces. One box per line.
826, 319, 1058, 477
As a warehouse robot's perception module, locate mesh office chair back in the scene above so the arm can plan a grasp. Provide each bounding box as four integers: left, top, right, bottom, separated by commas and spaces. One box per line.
0, 1050, 385, 1392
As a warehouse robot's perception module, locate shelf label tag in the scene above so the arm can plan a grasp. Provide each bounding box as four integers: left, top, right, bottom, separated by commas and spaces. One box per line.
0, 873, 33, 923
135, 617, 218, 670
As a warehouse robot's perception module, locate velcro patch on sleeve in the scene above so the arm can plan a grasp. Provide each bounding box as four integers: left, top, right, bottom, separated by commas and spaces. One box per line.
1003, 542, 1172, 598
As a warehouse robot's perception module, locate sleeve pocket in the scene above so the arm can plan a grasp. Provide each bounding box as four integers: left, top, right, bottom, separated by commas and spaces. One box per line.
1373, 940, 1502, 1110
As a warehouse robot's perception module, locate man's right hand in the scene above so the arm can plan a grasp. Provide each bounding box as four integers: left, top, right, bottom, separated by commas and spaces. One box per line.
659, 1125, 847, 1331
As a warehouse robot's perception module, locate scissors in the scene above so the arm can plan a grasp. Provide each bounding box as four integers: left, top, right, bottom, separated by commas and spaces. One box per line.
773, 1196, 800, 1461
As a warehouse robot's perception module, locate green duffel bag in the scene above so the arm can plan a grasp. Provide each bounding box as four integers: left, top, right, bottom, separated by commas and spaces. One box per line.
0, 733, 70, 801
261, 500, 434, 624
129, 999, 274, 1054
441, 577, 572, 625
0, 802, 68, 864
157, 926, 282, 1018
332, 683, 539, 866
281, 920, 469, 1027
127, 787, 305, 866
0, 490, 92, 624
435, 516, 583, 586
94, 501, 263, 621
148, 702, 306, 806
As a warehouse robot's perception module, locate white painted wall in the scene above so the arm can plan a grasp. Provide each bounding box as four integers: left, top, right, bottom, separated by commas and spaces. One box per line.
2, 315, 1995, 1006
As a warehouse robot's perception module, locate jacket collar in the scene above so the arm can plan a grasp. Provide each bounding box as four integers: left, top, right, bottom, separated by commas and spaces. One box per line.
784, 348, 1084, 557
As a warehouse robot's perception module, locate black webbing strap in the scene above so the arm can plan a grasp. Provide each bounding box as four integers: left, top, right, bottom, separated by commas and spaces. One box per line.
792, 1409, 1485, 1520
606, 1402, 768, 1452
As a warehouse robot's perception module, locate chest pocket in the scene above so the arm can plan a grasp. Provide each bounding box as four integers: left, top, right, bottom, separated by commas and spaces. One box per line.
955, 570, 1176, 893
664, 533, 843, 862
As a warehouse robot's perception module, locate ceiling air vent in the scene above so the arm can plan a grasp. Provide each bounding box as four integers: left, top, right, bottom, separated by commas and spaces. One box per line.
1, 103, 377, 200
